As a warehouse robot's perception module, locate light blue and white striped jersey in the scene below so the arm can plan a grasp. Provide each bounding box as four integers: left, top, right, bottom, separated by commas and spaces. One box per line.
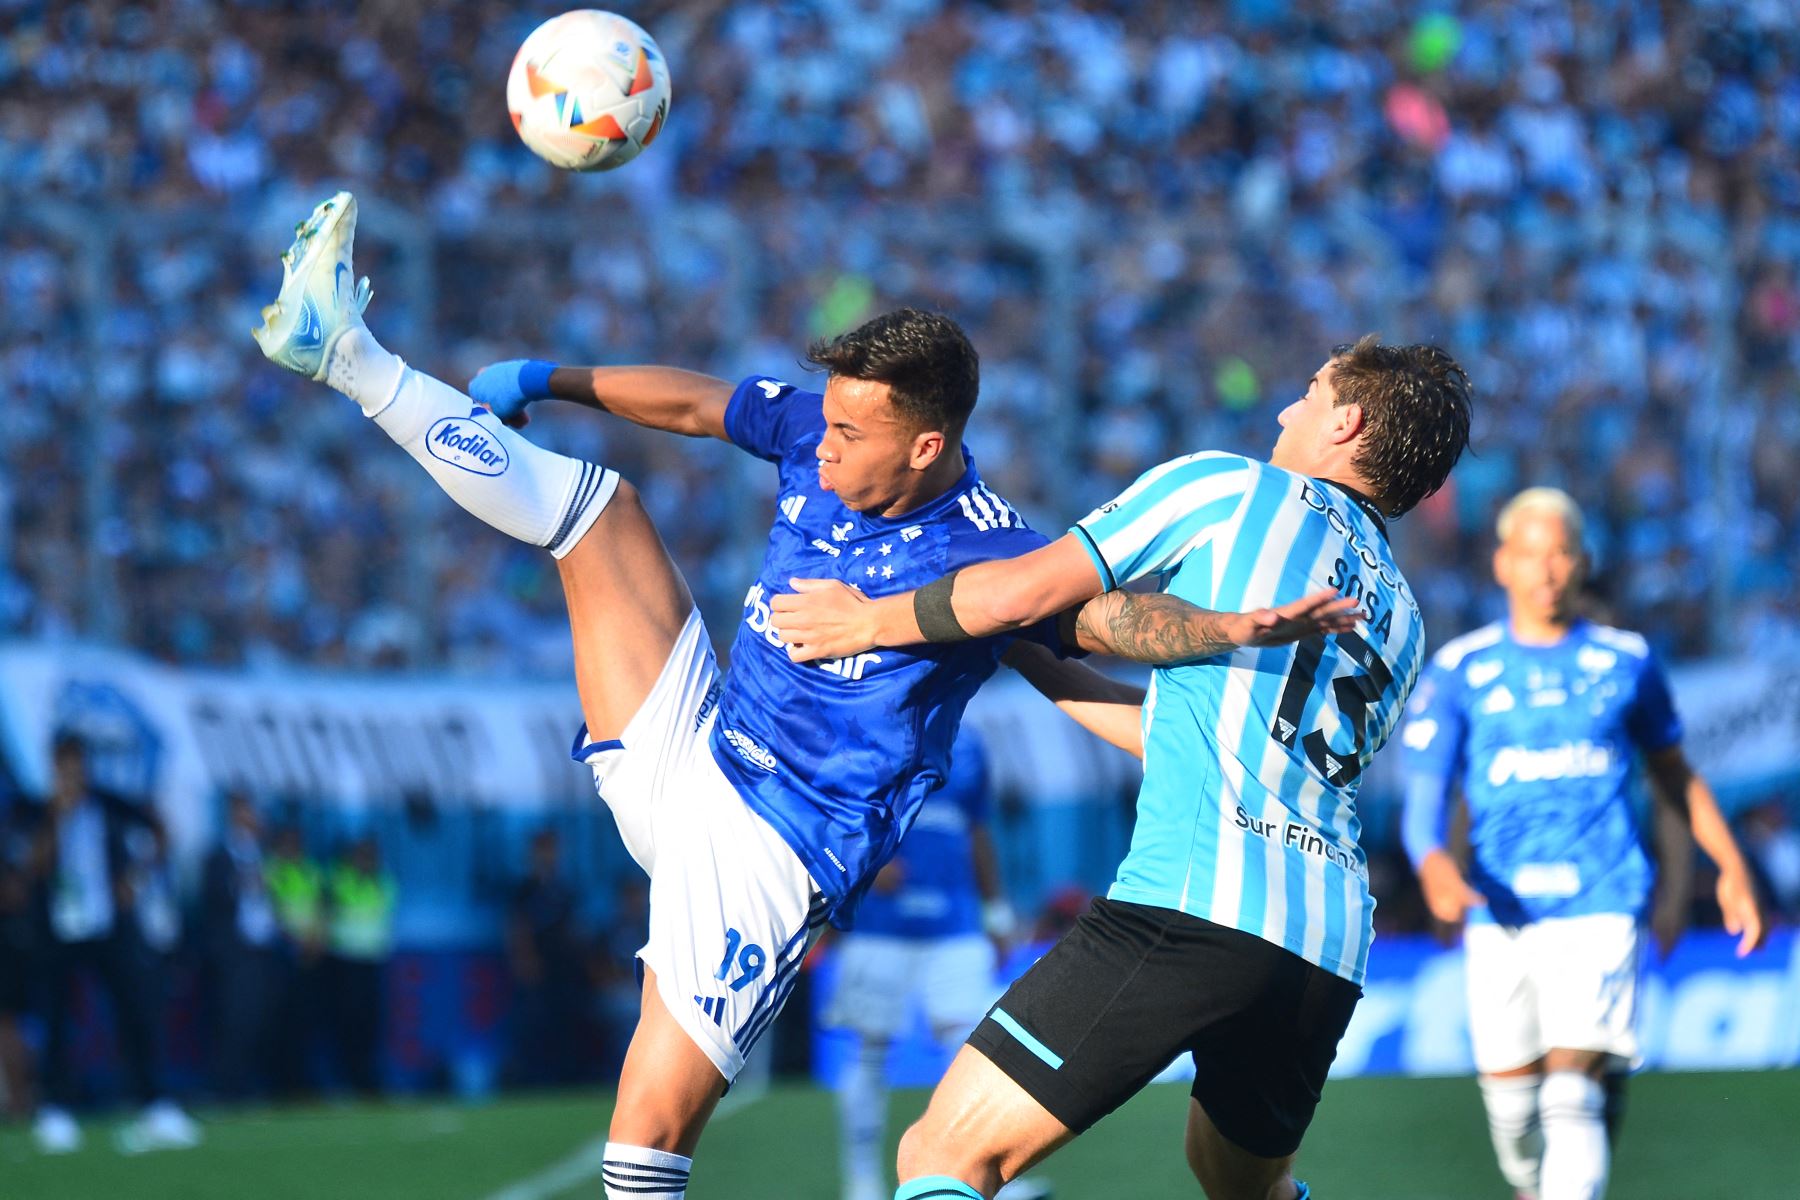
1073, 451, 1427, 984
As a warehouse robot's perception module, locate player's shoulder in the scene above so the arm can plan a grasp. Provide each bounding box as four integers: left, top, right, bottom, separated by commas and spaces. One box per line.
1577, 621, 1652, 661
941, 478, 1039, 540
1137, 450, 1259, 491
1430, 622, 1506, 673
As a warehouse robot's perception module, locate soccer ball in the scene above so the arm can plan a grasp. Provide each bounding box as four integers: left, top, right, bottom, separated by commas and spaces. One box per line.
506, 10, 671, 172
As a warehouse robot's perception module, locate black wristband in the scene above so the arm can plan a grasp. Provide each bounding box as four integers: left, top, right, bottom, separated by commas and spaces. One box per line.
914, 571, 970, 643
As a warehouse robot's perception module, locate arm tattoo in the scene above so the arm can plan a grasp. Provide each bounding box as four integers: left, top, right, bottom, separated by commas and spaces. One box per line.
1074, 591, 1236, 665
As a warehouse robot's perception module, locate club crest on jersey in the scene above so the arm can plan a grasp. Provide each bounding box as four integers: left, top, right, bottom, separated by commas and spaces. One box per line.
426, 416, 510, 476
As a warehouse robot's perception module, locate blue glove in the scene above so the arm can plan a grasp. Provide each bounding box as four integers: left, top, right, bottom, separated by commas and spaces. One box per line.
469, 359, 558, 423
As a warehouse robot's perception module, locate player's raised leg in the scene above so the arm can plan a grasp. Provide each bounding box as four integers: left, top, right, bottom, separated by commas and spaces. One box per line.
251, 191, 690, 743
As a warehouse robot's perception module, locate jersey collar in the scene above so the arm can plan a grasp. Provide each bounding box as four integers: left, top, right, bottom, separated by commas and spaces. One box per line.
1313, 477, 1389, 538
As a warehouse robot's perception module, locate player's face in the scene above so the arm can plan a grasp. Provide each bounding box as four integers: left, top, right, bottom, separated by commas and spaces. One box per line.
816, 377, 938, 514
1272, 358, 1347, 463
1494, 511, 1585, 625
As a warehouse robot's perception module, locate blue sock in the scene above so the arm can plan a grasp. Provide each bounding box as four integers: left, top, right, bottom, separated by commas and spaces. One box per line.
895, 1177, 984, 1200
1294, 1183, 1311, 1199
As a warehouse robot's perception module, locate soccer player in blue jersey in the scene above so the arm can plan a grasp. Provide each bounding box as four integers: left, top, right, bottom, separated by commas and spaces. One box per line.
1399, 486, 1764, 1200
773, 337, 1472, 1200
822, 725, 1039, 1200
249, 194, 1347, 1200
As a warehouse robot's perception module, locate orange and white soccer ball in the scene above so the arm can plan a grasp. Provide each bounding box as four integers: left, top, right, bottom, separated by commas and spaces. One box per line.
506, 10, 671, 172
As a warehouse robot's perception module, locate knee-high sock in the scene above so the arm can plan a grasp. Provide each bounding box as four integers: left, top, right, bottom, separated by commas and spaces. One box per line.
602, 1142, 690, 1200
327, 328, 614, 558
1479, 1074, 1544, 1195
1538, 1071, 1608, 1200
840, 1038, 890, 1194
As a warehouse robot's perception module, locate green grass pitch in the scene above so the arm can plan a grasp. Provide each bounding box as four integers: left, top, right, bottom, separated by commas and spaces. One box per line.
4, 1071, 1795, 1199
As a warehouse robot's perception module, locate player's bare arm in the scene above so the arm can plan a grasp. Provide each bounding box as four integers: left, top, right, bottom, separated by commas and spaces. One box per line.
772, 531, 1357, 663
1001, 642, 1145, 758
1644, 745, 1766, 957
1070, 588, 1360, 665
470, 360, 732, 438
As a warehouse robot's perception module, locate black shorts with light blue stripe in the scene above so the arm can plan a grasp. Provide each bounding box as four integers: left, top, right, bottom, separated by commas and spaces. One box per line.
966, 896, 1360, 1158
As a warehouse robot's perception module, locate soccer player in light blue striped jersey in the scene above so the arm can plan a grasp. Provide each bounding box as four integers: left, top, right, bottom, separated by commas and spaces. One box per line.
773, 336, 1474, 1200
1401, 487, 1764, 1200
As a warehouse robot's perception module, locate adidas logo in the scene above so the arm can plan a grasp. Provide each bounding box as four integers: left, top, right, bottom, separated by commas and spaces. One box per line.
780, 495, 807, 524
693, 995, 725, 1026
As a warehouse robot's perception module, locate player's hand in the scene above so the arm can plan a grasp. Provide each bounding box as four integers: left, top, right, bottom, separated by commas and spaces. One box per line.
1417, 849, 1485, 929
470, 359, 558, 428
1716, 867, 1767, 957
1227, 588, 1362, 649
871, 861, 906, 894
770, 578, 877, 662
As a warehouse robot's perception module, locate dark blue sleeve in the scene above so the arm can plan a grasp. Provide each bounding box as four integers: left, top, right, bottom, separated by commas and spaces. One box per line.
950, 729, 992, 826
722, 375, 826, 463
1625, 652, 1683, 754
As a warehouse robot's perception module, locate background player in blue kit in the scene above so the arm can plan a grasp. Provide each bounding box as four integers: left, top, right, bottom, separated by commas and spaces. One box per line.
250, 193, 1346, 1200
773, 336, 1471, 1200
822, 725, 1043, 1200
1400, 486, 1765, 1200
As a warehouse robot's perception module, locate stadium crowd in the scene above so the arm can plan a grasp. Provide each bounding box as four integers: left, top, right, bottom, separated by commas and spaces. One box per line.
1, 0, 1797, 672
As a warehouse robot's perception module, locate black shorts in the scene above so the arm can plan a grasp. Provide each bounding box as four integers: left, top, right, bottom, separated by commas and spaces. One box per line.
967, 897, 1361, 1159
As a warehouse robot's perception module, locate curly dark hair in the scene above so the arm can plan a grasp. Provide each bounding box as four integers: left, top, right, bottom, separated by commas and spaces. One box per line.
805, 308, 980, 435
1330, 334, 1473, 517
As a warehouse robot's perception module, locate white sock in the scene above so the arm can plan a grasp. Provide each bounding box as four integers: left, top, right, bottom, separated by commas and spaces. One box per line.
602, 1142, 691, 1200
839, 1039, 889, 1197
1538, 1071, 1608, 1200
327, 327, 615, 558
1479, 1074, 1544, 1196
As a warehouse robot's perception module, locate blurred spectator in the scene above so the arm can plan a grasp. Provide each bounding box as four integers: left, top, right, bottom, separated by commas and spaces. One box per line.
266, 823, 328, 1097
505, 827, 590, 1087
325, 834, 396, 1096
22, 734, 199, 1154
591, 877, 650, 1081
0, 0, 1795, 673
201, 791, 282, 1101
0, 799, 36, 1120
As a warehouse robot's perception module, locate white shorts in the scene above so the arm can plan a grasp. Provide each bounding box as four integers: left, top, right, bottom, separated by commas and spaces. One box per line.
576, 609, 826, 1081
822, 933, 998, 1041
1464, 913, 1644, 1074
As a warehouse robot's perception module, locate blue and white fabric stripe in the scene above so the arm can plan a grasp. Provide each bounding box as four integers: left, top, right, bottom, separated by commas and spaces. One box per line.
732, 893, 828, 1054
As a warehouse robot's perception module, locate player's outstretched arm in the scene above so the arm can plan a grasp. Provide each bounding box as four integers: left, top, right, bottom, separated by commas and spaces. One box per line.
1067, 588, 1360, 665
1645, 746, 1767, 957
774, 534, 1105, 659
1001, 642, 1146, 758
469, 359, 732, 440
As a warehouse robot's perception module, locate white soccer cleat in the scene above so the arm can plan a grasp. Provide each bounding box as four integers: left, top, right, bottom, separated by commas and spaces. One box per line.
32, 1106, 82, 1155
252, 190, 373, 381
115, 1099, 203, 1154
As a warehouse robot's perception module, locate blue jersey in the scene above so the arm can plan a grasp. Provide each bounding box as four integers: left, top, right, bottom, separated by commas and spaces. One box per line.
717, 375, 1051, 922
851, 726, 990, 941
1075, 453, 1425, 985
1400, 620, 1682, 926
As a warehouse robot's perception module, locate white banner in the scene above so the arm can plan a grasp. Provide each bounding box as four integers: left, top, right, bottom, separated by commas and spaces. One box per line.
1666, 656, 1800, 798
0, 641, 1144, 866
